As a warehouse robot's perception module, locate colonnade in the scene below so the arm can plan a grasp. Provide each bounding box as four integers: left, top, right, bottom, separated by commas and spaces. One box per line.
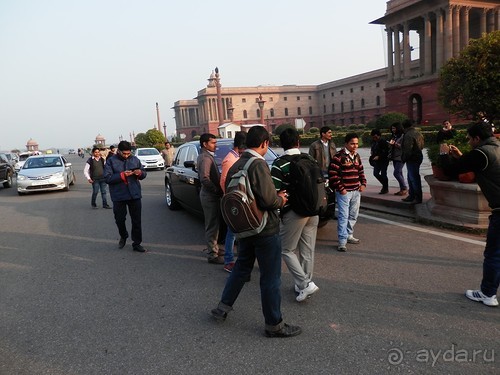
386, 5, 499, 82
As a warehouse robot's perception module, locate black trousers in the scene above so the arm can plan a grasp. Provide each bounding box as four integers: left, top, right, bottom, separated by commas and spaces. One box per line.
113, 199, 142, 245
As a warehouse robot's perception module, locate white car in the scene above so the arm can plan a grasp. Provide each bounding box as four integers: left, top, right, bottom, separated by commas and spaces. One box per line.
135, 148, 164, 170
17, 154, 75, 195
14, 152, 34, 172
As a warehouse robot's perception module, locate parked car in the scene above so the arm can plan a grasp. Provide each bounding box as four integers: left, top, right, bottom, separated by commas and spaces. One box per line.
17, 154, 75, 195
134, 148, 165, 170
0, 153, 14, 189
164, 139, 278, 217
68, 149, 76, 154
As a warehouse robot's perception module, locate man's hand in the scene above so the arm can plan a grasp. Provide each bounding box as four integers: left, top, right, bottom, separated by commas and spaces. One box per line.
278, 190, 288, 207
88, 179, 93, 183
359, 185, 366, 192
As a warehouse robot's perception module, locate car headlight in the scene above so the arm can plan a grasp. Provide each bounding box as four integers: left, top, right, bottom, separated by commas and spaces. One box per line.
17, 175, 27, 181
52, 172, 64, 178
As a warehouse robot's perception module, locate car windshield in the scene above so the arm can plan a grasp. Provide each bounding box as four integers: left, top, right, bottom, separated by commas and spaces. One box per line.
19, 154, 31, 161
137, 149, 159, 156
24, 157, 62, 169
214, 142, 277, 167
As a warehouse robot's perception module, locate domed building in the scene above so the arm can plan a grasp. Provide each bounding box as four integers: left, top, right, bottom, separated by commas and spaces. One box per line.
95, 134, 106, 147
26, 138, 39, 152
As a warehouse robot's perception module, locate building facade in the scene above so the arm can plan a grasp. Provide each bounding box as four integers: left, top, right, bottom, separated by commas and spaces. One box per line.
372, 0, 499, 123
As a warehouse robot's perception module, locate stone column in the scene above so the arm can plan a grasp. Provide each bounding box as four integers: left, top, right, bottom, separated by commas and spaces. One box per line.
453, 5, 461, 57
394, 26, 401, 80
480, 8, 487, 35
387, 27, 394, 81
462, 7, 470, 50
444, 6, 453, 61
436, 9, 444, 71
424, 13, 432, 75
487, 8, 495, 32
403, 21, 411, 78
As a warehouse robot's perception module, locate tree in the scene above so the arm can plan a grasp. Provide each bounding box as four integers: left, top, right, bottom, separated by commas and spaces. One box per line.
438, 30, 500, 124
375, 112, 408, 130
134, 128, 166, 148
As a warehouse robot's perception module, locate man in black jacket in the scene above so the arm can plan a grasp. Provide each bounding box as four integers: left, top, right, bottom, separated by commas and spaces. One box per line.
370, 129, 390, 194
440, 122, 499, 307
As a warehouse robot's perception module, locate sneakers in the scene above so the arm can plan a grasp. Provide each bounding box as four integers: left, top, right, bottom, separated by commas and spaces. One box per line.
208, 255, 224, 264
223, 262, 235, 273
465, 290, 498, 307
265, 323, 302, 338
118, 237, 126, 249
347, 236, 360, 244
211, 308, 228, 321
337, 245, 347, 252
133, 244, 147, 253
91, 204, 98, 209
103, 205, 112, 209
296, 282, 319, 302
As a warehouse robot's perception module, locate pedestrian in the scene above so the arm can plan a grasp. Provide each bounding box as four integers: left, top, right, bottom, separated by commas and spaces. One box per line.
369, 128, 390, 194
401, 119, 424, 204
197, 133, 224, 264
436, 120, 456, 144
272, 128, 319, 302
308, 126, 337, 176
329, 133, 366, 252
211, 126, 301, 338
107, 145, 116, 160
103, 140, 147, 253
388, 122, 408, 196
440, 122, 499, 307
162, 141, 175, 167
220, 131, 247, 273
84, 147, 112, 209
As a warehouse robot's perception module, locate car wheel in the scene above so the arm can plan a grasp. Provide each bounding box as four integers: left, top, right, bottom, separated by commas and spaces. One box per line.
17, 191, 25, 196
63, 179, 70, 191
3, 172, 13, 188
165, 181, 180, 210
70, 172, 75, 185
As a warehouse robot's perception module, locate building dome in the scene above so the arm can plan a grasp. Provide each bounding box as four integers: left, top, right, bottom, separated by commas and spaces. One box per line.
26, 138, 39, 151
95, 134, 106, 145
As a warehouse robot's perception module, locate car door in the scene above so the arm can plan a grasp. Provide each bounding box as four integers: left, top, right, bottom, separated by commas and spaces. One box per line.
168, 145, 189, 204
0, 154, 8, 181
181, 144, 202, 214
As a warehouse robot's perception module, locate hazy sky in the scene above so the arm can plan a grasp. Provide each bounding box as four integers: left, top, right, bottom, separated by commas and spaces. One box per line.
0, 0, 389, 151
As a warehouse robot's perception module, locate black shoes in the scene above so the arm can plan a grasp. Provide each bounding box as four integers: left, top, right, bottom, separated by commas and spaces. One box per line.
118, 238, 126, 249
103, 205, 112, 209
211, 308, 228, 321
265, 323, 302, 338
91, 204, 98, 209
133, 244, 147, 253
379, 188, 389, 194
207, 255, 224, 264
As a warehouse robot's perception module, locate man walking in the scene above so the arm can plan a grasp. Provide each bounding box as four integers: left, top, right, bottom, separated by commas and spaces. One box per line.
211, 126, 302, 338
441, 122, 499, 307
161, 141, 175, 167
197, 133, 224, 264
84, 147, 111, 209
401, 119, 424, 204
329, 133, 366, 252
272, 128, 319, 302
309, 126, 336, 176
104, 141, 147, 253
369, 129, 390, 194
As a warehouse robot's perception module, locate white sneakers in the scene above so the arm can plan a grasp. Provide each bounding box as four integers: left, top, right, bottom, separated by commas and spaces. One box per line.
347, 236, 360, 244
296, 281, 319, 302
465, 290, 498, 307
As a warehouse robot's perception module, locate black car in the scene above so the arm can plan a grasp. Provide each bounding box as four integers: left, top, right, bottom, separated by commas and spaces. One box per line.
0, 153, 14, 189
164, 139, 278, 217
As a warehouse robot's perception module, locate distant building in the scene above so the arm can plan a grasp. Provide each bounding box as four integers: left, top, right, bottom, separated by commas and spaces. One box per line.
26, 138, 39, 152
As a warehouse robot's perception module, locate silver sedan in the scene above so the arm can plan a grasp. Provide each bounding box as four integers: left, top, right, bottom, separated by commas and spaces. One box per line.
17, 154, 76, 195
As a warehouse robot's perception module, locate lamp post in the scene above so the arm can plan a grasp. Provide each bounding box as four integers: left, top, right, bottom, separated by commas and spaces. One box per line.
163, 122, 167, 140
257, 94, 266, 129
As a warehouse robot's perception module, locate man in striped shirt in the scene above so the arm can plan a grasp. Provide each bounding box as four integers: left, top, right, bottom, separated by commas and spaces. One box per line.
329, 133, 367, 252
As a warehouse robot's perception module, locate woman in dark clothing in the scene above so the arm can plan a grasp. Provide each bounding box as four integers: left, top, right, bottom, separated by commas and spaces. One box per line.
388, 123, 408, 196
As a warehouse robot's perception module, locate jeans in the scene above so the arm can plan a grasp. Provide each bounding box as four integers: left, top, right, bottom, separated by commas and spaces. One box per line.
113, 199, 142, 246
373, 161, 389, 190
91, 178, 108, 206
406, 158, 423, 202
481, 212, 500, 297
280, 210, 319, 290
219, 233, 283, 328
392, 160, 407, 190
336, 190, 361, 246
224, 227, 236, 264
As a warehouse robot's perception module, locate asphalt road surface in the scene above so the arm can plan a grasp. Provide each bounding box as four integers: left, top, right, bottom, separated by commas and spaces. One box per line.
0, 154, 498, 374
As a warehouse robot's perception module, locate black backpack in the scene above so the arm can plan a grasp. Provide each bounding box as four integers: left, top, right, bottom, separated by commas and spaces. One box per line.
284, 153, 328, 217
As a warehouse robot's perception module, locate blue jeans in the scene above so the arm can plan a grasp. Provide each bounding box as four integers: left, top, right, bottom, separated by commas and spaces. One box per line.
336, 190, 361, 246
219, 233, 283, 328
481, 212, 500, 297
392, 160, 407, 190
113, 199, 142, 246
91, 179, 108, 206
224, 227, 236, 264
406, 158, 423, 202
373, 161, 389, 190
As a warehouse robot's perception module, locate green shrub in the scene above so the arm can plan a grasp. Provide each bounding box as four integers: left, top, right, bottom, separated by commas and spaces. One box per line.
375, 112, 408, 130
308, 127, 319, 134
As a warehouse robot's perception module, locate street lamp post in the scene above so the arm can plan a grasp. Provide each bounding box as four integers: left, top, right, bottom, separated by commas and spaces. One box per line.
257, 94, 266, 129
163, 122, 167, 140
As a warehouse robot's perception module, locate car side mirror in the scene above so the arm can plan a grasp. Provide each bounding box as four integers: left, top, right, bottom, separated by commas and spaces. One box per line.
184, 160, 196, 170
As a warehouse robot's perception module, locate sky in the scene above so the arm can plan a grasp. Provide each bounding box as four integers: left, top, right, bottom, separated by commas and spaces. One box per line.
0, 0, 390, 151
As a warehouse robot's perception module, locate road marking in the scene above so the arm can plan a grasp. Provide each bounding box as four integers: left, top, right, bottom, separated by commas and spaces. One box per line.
359, 213, 485, 246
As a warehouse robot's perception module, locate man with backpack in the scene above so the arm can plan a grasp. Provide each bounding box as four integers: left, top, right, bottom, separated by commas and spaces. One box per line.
329, 133, 367, 252
272, 128, 323, 302
211, 126, 302, 338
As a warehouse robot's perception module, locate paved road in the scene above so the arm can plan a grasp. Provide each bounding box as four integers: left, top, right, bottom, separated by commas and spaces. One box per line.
0, 154, 498, 374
